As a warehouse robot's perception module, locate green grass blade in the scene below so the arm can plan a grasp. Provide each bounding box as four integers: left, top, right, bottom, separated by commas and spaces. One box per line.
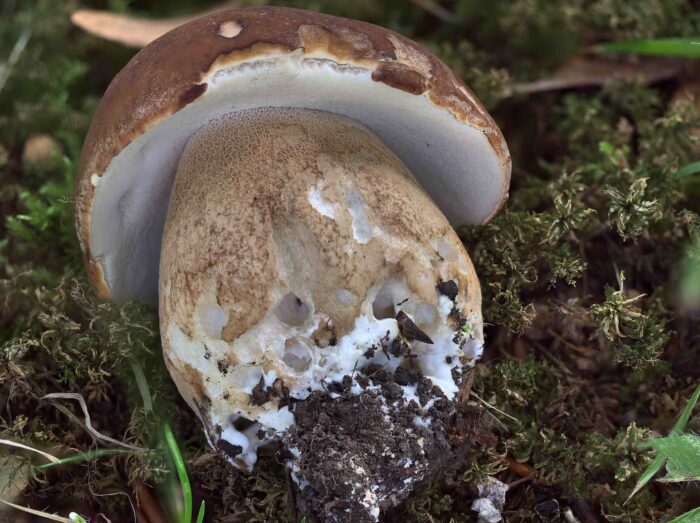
650, 434, 700, 481
131, 361, 153, 413
626, 385, 700, 503
36, 449, 136, 470
667, 506, 700, 523
681, 239, 700, 306
163, 423, 192, 523
195, 500, 206, 523
625, 453, 666, 504
670, 385, 700, 435
675, 161, 700, 178
597, 38, 700, 58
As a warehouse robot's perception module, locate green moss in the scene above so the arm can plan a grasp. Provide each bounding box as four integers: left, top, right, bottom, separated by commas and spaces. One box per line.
590, 278, 669, 369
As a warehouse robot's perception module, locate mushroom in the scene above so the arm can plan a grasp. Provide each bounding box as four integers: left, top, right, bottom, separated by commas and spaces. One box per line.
74, 6, 510, 521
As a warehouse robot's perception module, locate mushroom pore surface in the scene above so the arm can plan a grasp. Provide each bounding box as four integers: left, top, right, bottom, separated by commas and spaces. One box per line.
159, 107, 483, 492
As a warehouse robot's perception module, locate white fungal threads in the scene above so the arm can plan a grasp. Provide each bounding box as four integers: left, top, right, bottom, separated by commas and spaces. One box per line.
307, 182, 338, 218
197, 301, 227, 339
166, 273, 482, 472
345, 186, 377, 244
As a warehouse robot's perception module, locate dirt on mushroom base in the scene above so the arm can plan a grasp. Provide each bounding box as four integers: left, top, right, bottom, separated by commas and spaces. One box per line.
210, 280, 491, 522
281, 364, 494, 522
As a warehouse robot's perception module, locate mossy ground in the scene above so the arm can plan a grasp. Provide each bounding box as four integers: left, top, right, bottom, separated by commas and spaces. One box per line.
1, 0, 700, 521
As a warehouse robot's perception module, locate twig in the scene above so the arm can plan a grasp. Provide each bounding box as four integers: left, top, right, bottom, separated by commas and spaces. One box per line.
87, 481, 137, 523
470, 391, 519, 422
41, 393, 144, 451
546, 329, 597, 356
71, 4, 235, 48
0, 28, 31, 94
508, 473, 534, 489
408, 0, 460, 24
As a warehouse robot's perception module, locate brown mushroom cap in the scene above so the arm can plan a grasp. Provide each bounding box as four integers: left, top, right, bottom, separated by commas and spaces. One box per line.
74, 6, 511, 304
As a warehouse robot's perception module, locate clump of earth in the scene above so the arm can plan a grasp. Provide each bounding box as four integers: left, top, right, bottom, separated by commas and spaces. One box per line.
280, 364, 491, 522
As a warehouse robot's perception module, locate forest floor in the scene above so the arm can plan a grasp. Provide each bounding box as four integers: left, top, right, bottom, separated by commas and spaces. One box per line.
1, 1, 700, 522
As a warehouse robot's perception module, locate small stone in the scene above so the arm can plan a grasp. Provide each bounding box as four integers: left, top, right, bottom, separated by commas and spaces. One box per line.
472, 477, 508, 523
477, 477, 508, 510
472, 498, 502, 523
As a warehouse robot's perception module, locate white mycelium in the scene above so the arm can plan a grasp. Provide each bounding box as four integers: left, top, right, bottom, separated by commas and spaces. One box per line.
165, 278, 481, 472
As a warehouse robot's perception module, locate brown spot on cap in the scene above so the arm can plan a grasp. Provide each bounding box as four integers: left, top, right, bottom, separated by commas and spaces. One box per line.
179, 83, 208, 106
371, 63, 428, 95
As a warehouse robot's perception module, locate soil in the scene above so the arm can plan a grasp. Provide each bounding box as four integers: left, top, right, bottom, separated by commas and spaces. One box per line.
282, 365, 492, 522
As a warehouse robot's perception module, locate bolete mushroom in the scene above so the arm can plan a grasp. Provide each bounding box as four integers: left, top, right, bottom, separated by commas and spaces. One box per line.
75, 6, 510, 521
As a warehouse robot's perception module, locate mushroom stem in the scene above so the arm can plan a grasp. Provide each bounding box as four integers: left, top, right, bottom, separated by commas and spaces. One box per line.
158, 107, 483, 516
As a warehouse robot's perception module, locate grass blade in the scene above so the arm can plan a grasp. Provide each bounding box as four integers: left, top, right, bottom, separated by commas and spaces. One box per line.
131, 361, 153, 413
667, 506, 700, 523
675, 161, 700, 178
657, 475, 700, 483
37, 448, 135, 470
597, 38, 700, 58
650, 434, 700, 481
0, 438, 59, 463
626, 385, 700, 503
163, 423, 192, 523
195, 500, 206, 523
670, 385, 700, 435
625, 454, 665, 504
0, 498, 73, 522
